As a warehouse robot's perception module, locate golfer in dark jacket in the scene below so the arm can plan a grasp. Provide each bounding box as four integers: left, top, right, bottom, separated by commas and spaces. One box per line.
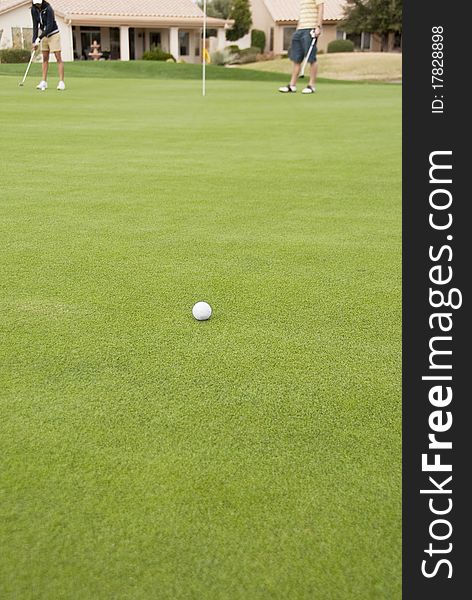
31, 0, 65, 90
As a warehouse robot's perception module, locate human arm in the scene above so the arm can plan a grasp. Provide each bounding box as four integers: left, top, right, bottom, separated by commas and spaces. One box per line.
314, 2, 324, 37
31, 8, 40, 47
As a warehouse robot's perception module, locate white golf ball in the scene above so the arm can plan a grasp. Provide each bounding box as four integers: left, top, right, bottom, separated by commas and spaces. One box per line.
192, 301, 212, 321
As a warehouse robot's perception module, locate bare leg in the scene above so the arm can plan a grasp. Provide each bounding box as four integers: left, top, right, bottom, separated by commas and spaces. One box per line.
42, 51, 49, 81
308, 60, 318, 87
290, 63, 302, 87
54, 51, 64, 81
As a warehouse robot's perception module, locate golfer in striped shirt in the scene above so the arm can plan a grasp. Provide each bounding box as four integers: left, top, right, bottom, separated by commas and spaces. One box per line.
279, 0, 324, 94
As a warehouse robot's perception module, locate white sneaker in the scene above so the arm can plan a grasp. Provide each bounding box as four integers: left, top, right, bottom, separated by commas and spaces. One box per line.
278, 84, 296, 93
302, 85, 316, 94
36, 80, 47, 91
57, 80, 65, 91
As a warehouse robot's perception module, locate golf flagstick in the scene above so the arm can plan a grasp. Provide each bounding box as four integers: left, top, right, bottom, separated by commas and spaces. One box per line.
202, 0, 207, 96
19, 48, 36, 87
299, 35, 318, 79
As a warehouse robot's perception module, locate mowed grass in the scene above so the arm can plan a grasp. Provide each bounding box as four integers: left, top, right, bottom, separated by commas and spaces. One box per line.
0, 64, 401, 599
0, 60, 286, 81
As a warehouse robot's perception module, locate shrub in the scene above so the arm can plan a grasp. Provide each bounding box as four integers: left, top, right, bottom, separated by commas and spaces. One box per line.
210, 50, 225, 66
210, 48, 239, 66
237, 46, 260, 64
327, 39, 355, 53
227, 44, 240, 53
0, 48, 31, 63
239, 46, 260, 56
251, 29, 266, 52
142, 45, 175, 61
238, 53, 258, 64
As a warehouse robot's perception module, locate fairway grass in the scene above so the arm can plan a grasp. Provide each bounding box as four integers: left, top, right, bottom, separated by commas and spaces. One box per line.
0, 69, 401, 599
0, 60, 286, 82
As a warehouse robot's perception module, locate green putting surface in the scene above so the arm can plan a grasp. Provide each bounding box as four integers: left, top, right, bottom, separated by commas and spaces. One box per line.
0, 64, 401, 599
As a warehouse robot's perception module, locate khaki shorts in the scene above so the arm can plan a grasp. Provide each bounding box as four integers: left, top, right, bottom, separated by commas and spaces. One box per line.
41, 33, 61, 53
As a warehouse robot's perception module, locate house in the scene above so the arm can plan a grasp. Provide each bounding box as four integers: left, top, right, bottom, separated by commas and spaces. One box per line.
0, 0, 231, 62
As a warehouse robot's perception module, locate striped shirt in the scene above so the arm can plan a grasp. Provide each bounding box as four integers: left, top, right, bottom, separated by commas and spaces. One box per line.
298, 0, 322, 30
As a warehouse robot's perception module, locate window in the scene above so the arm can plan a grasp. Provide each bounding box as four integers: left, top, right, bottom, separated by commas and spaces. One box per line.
150, 32, 161, 48
11, 27, 33, 49
179, 31, 190, 55
283, 27, 296, 52
336, 30, 346, 40
110, 28, 120, 60
346, 32, 362, 48
269, 28, 274, 52
128, 28, 135, 60
80, 28, 101, 59
361, 32, 371, 50
23, 27, 33, 47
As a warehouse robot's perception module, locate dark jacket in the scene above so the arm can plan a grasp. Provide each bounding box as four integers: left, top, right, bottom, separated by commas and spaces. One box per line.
31, 3, 59, 41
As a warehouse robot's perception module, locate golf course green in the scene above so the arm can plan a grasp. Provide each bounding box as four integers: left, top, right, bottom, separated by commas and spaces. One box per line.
0, 62, 401, 599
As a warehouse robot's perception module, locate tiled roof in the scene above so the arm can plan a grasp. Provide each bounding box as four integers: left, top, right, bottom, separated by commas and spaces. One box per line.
0, 0, 205, 18
0, 0, 29, 15
58, 0, 203, 18
263, 0, 346, 22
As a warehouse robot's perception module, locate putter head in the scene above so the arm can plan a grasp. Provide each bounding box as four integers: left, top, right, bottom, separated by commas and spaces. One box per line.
18, 82, 24, 87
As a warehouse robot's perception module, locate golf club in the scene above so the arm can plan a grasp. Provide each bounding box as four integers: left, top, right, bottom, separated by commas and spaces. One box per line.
299, 34, 318, 79
18, 47, 37, 87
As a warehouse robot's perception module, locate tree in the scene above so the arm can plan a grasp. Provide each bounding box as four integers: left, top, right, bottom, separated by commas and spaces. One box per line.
341, 0, 402, 51
199, 0, 232, 20
198, 0, 252, 42
226, 0, 252, 42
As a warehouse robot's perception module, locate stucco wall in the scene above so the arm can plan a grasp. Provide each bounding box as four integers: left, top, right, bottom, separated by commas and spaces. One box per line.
0, 5, 31, 49
250, 0, 274, 51
318, 23, 337, 52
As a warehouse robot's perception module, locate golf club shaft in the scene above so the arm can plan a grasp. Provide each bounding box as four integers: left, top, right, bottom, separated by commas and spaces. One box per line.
300, 37, 318, 78
20, 49, 36, 85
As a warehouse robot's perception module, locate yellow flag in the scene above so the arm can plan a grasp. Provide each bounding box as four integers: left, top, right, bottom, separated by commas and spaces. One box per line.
203, 47, 211, 64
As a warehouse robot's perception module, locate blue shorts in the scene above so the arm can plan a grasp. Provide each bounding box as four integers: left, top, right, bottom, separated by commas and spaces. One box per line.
290, 28, 317, 64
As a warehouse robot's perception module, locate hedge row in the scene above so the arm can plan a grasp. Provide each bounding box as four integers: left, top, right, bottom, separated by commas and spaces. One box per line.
0, 49, 31, 63
141, 46, 175, 62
